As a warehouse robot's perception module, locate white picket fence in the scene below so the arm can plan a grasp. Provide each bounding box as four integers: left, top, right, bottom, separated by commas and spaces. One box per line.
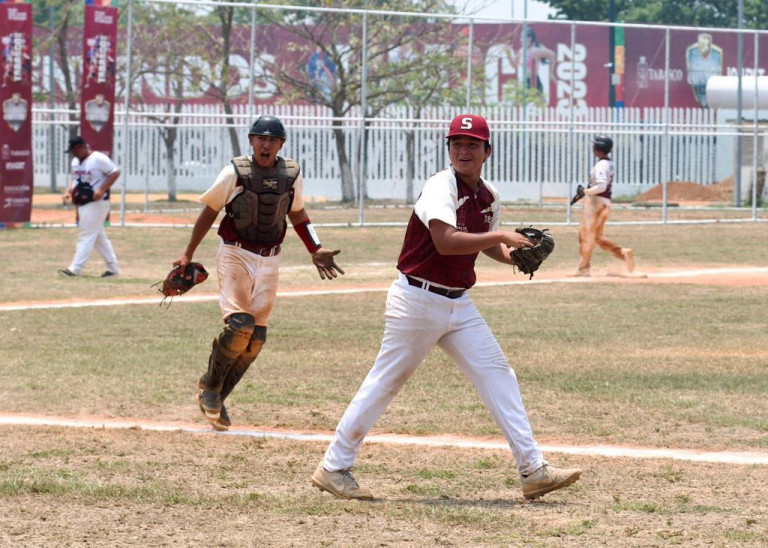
33, 103, 743, 202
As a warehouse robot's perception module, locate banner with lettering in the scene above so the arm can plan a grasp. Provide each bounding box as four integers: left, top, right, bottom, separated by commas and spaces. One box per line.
0, 1, 33, 226
80, 2, 117, 156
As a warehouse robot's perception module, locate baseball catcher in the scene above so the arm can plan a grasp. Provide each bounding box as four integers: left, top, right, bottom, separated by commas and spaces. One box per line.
509, 227, 555, 279
153, 262, 208, 306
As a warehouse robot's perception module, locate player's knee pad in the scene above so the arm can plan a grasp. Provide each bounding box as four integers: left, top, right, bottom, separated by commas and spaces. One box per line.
240, 326, 267, 363
218, 313, 255, 358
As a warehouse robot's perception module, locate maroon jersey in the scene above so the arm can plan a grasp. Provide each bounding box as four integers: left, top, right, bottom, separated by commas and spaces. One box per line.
397, 167, 499, 289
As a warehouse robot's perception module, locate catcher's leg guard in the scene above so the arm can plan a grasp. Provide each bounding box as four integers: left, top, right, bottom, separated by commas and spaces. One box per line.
199, 313, 256, 394
221, 326, 267, 402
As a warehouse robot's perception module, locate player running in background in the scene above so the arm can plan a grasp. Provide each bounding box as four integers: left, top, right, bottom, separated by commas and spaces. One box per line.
311, 114, 582, 501
172, 115, 344, 432
572, 135, 636, 277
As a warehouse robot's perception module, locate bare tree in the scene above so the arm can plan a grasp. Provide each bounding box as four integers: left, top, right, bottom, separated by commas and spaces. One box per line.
191, 5, 244, 158
32, 0, 82, 138
129, 4, 202, 201
258, 1, 463, 203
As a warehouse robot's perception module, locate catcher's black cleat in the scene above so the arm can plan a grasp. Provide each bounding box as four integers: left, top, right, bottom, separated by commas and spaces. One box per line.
195, 381, 221, 421
212, 405, 231, 431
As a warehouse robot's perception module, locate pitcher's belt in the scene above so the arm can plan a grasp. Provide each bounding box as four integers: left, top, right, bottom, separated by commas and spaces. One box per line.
405, 275, 465, 299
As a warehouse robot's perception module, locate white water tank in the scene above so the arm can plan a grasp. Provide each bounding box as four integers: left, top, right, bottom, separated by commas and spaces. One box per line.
705, 76, 768, 109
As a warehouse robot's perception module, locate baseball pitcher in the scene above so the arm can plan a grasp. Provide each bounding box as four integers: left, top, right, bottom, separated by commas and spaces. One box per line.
311, 114, 581, 501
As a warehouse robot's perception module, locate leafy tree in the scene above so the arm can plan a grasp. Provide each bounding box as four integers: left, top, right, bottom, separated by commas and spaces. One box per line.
547, 0, 767, 29
257, 0, 463, 203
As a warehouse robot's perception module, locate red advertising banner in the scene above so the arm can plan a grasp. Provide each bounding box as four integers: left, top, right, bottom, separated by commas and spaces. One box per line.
472, 23, 764, 111
0, 1, 33, 226
80, 4, 117, 157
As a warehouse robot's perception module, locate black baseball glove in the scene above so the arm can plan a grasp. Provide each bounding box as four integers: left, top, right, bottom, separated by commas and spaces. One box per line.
509, 227, 555, 279
72, 181, 95, 205
152, 262, 209, 306
570, 184, 585, 205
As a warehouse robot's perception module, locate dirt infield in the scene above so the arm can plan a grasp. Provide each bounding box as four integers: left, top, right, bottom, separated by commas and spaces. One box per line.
29, 192, 201, 226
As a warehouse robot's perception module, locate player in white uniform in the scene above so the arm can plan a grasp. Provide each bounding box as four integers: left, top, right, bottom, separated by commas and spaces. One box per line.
173, 115, 344, 431
59, 135, 121, 278
573, 135, 635, 277
311, 114, 582, 501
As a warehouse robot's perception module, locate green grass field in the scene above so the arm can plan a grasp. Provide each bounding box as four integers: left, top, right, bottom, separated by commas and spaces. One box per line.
0, 217, 767, 546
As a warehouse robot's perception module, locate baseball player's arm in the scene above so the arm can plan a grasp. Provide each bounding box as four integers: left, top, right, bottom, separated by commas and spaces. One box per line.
93, 170, 121, 201
62, 179, 76, 204
429, 220, 532, 255
173, 206, 219, 270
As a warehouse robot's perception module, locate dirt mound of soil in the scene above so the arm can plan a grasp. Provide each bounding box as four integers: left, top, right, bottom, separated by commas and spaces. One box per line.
635, 180, 732, 204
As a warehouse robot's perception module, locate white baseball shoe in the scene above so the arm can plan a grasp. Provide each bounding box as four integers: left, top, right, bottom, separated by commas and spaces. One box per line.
311, 462, 374, 500
522, 464, 582, 500
622, 248, 636, 273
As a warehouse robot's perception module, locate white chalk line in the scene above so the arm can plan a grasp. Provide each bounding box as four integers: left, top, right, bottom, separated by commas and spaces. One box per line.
2, 267, 766, 312
0, 414, 765, 465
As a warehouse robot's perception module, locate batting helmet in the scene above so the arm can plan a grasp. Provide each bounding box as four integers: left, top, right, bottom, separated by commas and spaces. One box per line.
248, 115, 287, 139
591, 135, 613, 153
447, 114, 490, 143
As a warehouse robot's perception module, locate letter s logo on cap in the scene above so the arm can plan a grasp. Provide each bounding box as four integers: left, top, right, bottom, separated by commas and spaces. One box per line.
461, 117, 473, 130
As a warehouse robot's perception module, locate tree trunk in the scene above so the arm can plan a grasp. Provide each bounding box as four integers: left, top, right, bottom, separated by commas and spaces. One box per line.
165, 144, 177, 202
162, 124, 178, 202
357, 120, 370, 201
333, 123, 355, 202
405, 130, 415, 204
223, 99, 241, 158
56, 5, 78, 135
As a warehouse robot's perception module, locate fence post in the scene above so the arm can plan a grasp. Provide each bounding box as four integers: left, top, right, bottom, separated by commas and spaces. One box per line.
662, 28, 670, 225
248, 5, 256, 122
566, 22, 576, 225
48, 4, 57, 193
358, 9, 369, 227
120, 0, 134, 227
752, 31, 759, 221
466, 19, 474, 111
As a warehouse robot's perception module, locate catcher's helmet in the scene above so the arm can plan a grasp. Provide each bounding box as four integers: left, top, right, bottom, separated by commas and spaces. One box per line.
447, 114, 490, 143
248, 115, 286, 139
591, 134, 613, 153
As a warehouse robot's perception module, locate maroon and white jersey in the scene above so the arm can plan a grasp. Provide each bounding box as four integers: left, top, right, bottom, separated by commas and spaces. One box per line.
587, 158, 614, 200
397, 166, 501, 289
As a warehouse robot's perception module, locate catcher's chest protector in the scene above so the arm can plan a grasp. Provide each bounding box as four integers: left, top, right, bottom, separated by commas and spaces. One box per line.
228, 156, 299, 244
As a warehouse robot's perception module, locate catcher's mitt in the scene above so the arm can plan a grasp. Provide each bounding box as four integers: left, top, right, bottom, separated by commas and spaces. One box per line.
152, 262, 209, 306
570, 184, 585, 205
72, 181, 95, 206
509, 227, 555, 279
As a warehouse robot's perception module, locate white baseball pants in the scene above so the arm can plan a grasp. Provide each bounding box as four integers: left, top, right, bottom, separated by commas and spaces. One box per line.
215, 242, 279, 323
323, 273, 546, 476
67, 199, 119, 275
